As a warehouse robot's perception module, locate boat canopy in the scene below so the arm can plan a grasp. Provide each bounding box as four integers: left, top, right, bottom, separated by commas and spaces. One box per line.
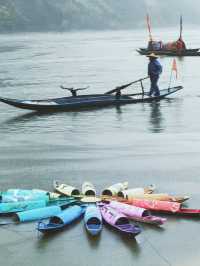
147, 39, 186, 52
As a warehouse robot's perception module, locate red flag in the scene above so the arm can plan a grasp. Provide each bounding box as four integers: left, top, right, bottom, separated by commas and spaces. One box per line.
146, 14, 153, 41
172, 58, 178, 79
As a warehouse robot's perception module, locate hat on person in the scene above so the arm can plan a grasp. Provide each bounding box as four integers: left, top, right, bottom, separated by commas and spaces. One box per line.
146, 53, 159, 58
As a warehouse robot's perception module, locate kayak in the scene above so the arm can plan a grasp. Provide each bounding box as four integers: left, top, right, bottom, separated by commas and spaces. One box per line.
120, 193, 189, 203
0, 195, 77, 214
0, 190, 49, 203
82, 182, 96, 197
84, 205, 102, 236
0, 200, 47, 214
117, 185, 155, 198
37, 205, 85, 233
125, 198, 181, 213
15, 197, 79, 222
99, 204, 141, 236
53, 181, 80, 197
108, 201, 166, 226
0, 86, 182, 112
15, 205, 62, 222
101, 182, 128, 197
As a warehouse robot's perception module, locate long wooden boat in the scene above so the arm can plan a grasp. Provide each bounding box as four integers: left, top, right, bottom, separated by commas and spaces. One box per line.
0, 85, 183, 112
138, 15, 200, 57
137, 48, 200, 57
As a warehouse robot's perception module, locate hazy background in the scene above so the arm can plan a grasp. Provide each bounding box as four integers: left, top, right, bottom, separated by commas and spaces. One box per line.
0, 0, 200, 32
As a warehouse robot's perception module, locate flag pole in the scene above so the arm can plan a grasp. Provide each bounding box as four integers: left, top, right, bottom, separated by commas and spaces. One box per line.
179, 15, 183, 39
146, 14, 153, 41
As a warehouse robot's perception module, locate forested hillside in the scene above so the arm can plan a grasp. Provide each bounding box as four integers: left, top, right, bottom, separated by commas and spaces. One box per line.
0, 0, 199, 32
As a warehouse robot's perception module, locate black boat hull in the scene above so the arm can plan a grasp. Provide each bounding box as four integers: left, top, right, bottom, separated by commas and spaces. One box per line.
0, 86, 183, 112
137, 48, 200, 56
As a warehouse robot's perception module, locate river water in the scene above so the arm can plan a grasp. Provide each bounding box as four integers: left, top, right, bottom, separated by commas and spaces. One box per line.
0, 29, 200, 266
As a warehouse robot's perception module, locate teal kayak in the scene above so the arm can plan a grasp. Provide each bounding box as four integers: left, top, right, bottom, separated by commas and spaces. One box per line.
0, 189, 49, 203
0, 200, 46, 213
0, 195, 77, 214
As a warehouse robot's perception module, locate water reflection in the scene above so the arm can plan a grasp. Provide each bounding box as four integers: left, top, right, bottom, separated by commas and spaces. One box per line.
0, 45, 27, 53
103, 223, 141, 256
86, 229, 101, 249
149, 102, 164, 133
1, 104, 124, 127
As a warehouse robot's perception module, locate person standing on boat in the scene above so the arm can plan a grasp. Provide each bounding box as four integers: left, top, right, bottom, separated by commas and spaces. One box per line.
147, 53, 162, 97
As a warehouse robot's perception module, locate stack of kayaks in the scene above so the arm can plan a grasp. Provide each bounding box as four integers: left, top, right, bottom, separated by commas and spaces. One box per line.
0, 181, 199, 244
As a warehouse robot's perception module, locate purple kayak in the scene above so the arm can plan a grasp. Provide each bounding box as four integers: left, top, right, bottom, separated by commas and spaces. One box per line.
99, 204, 141, 236
108, 201, 166, 226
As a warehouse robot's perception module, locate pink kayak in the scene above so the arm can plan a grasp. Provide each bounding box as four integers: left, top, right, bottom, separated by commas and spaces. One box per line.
124, 198, 181, 212
99, 204, 141, 236
108, 201, 166, 225
125, 199, 200, 216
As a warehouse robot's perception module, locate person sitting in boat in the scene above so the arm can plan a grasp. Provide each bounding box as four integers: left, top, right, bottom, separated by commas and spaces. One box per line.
147, 53, 162, 97
176, 37, 186, 51
115, 88, 121, 99
148, 41, 162, 51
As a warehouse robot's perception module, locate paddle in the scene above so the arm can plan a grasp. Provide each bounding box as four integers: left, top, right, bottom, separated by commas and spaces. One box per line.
105, 77, 149, 95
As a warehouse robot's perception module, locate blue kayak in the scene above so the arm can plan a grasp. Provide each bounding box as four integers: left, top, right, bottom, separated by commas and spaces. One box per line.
15, 198, 78, 222
16, 206, 62, 222
84, 205, 102, 236
37, 205, 85, 233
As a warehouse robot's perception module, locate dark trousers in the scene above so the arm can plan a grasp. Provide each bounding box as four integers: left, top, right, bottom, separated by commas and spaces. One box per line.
149, 75, 160, 97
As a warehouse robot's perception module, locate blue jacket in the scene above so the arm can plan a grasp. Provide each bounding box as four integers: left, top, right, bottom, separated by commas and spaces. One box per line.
148, 59, 162, 77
